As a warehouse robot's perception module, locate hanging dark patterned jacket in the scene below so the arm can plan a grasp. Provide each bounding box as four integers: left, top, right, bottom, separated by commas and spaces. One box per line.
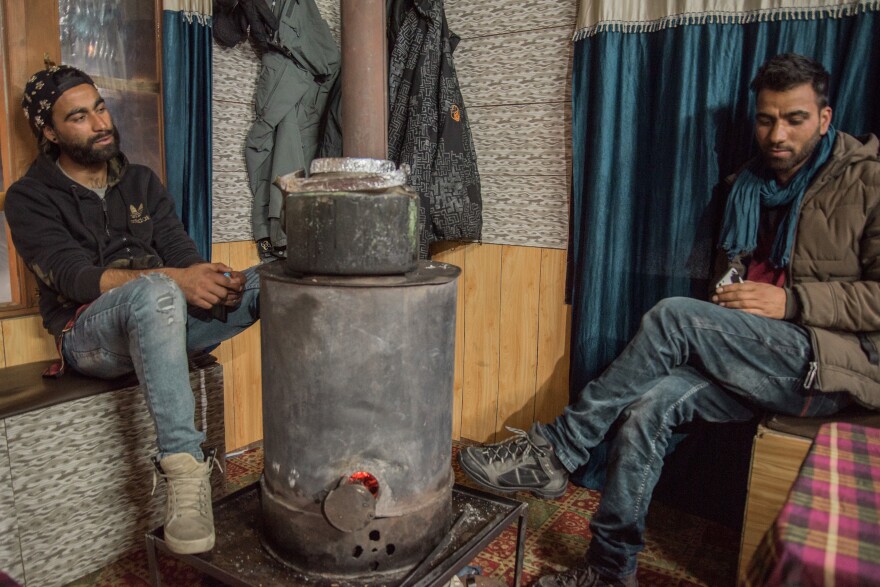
387, 0, 482, 258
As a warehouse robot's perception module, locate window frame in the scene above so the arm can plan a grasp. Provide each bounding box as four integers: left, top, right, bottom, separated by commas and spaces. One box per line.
0, 0, 58, 318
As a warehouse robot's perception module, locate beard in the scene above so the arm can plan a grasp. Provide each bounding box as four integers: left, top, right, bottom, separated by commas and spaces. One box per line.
760, 126, 822, 179
57, 125, 121, 165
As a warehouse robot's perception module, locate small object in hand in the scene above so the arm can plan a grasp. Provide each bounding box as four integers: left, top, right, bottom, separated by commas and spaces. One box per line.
716, 267, 743, 288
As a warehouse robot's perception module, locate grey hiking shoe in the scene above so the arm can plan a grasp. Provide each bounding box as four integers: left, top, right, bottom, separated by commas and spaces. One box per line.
458, 423, 568, 499
154, 450, 220, 554
534, 565, 638, 587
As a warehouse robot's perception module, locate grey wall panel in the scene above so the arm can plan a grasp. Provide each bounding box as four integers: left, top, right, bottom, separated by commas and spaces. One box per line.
315, 0, 341, 41
0, 425, 25, 586
5, 365, 224, 587
481, 174, 569, 248
213, 43, 260, 106
455, 27, 572, 107
469, 102, 568, 177
213, 100, 254, 173
445, 0, 577, 38
213, 171, 253, 243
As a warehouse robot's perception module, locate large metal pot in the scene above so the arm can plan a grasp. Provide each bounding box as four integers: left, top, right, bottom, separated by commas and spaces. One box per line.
277, 158, 419, 276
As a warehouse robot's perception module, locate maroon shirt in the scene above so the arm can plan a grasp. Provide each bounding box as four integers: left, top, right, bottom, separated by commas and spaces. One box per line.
745, 206, 787, 287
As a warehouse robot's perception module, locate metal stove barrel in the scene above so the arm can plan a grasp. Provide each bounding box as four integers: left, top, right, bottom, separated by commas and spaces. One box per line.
258, 261, 459, 581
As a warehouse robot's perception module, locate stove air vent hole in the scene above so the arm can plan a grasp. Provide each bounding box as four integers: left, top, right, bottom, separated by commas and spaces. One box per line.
369, 530, 381, 541
386, 544, 396, 555
353, 545, 363, 558
370, 562, 380, 571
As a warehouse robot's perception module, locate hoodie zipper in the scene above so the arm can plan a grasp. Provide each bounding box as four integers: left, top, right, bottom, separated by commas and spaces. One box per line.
101, 196, 111, 237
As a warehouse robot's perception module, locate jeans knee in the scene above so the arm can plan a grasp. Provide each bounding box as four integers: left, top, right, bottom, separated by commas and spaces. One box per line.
618, 403, 658, 440
641, 297, 704, 331
125, 273, 186, 325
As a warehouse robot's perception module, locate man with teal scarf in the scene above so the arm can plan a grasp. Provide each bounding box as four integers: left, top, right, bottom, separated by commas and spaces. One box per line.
457, 54, 880, 586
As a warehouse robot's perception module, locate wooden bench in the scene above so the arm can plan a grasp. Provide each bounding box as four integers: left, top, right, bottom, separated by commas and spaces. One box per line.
0, 354, 225, 587
737, 406, 880, 580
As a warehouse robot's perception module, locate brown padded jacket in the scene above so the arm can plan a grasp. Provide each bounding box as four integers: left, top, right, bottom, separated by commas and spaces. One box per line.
715, 131, 880, 409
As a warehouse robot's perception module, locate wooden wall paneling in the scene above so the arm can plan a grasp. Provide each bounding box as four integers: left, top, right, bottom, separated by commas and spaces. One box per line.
431, 242, 471, 440
535, 247, 571, 424
460, 243, 502, 443
0, 323, 5, 367
210, 242, 238, 451
4, 0, 62, 180
227, 240, 263, 449
496, 245, 541, 435
1, 314, 55, 366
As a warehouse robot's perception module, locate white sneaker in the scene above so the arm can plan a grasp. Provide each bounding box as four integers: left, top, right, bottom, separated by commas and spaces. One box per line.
155, 451, 218, 554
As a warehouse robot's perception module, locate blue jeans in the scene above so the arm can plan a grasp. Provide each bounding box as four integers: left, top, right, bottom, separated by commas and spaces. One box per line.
540, 297, 851, 580
61, 268, 260, 460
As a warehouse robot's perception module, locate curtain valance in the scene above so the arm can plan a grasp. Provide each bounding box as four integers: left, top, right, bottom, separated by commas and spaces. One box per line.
575, 0, 877, 39
163, 0, 212, 23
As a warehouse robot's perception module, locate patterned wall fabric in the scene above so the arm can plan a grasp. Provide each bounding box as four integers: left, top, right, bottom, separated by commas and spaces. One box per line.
0, 428, 24, 585
212, 0, 575, 250
1, 364, 225, 587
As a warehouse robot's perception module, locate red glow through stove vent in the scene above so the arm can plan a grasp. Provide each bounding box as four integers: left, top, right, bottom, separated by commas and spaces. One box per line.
348, 472, 380, 498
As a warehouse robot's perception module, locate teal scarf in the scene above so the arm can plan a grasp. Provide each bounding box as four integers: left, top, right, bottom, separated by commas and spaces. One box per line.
719, 126, 836, 268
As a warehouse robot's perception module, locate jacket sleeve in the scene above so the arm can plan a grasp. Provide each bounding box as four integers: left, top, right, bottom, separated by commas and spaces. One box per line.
144, 170, 206, 268
4, 182, 106, 304
793, 170, 880, 333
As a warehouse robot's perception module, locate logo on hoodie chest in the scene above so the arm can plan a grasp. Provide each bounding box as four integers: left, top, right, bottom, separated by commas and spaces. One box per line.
129, 203, 151, 224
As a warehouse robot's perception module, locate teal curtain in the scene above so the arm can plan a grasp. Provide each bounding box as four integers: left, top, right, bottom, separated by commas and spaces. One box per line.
569, 10, 880, 485
162, 6, 213, 260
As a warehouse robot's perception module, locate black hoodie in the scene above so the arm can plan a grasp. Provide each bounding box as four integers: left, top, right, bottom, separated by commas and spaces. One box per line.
5, 152, 205, 336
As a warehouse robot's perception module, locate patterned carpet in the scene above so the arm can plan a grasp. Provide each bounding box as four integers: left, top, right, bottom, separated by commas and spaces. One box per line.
68, 445, 738, 587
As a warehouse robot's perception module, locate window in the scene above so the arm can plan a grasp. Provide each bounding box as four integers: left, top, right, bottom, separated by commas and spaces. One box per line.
58, 0, 164, 177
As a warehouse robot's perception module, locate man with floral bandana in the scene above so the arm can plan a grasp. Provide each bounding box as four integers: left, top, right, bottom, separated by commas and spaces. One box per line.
5, 65, 261, 555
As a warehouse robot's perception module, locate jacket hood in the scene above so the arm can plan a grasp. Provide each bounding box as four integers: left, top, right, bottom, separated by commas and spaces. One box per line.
821, 131, 880, 178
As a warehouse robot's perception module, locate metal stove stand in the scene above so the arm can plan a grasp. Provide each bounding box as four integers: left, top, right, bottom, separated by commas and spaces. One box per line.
145, 482, 528, 587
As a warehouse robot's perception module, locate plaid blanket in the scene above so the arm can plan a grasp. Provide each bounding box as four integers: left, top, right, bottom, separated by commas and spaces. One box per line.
745, 422, 880, 587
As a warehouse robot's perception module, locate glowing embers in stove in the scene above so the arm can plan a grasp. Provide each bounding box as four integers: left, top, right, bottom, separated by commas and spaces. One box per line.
349, 471, 380, 497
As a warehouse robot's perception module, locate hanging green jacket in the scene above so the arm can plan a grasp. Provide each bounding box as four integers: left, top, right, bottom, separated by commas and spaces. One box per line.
245, 0, 341, 254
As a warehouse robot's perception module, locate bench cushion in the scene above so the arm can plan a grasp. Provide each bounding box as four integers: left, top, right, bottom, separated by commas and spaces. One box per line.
0, 354, 216, 419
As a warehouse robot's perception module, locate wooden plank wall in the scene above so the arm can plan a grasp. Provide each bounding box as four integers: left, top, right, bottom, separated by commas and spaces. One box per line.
433, 242, 571, 444
209, 241, 263, 450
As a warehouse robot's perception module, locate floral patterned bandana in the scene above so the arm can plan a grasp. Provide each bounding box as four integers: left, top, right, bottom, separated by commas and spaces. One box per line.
21, 65, 96, 138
